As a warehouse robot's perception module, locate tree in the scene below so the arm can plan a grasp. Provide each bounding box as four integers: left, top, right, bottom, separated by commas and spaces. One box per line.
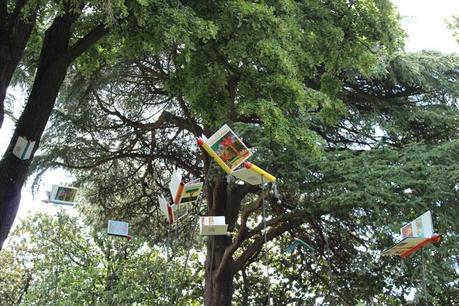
1, 211, 201, 305
31, 1, 413, 305
0, 0, 213, 249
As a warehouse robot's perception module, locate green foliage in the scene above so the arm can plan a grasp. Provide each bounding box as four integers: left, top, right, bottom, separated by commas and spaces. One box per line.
1, 212, 201, 305
21, 1, 459, 305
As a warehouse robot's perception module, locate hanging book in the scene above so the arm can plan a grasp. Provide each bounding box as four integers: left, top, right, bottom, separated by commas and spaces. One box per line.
382, 211, 440, 257
400, 211, 433, 239
46, 185, 78, 206
12, 136, 35, 160
168, 170, 203, 205
158, 194, 174, 224
199, 216, 228, 235
158, 194, 191, 225
107, 220, 130, 238
232, 162, 276, 185
198, 124, 251, 174
286, 238, 315, 254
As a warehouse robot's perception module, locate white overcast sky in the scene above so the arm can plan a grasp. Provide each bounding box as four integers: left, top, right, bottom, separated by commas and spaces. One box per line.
1, 0, 459, 241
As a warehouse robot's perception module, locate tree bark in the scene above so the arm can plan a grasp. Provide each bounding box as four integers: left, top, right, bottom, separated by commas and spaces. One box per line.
0, 0, 37, 129
203, 176, 237, 306
0, 2, 109, 249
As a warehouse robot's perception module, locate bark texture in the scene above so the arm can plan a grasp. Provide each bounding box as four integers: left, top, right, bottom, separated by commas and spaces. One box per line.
0, 0, 37, 129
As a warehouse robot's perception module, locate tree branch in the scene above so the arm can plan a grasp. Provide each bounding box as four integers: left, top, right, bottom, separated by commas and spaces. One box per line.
61, 22, 109, 65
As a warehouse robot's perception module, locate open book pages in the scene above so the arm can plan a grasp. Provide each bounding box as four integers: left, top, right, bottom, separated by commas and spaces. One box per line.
48, 185, 78, 206
205, 124, 252, 171
107, 220, 129, 237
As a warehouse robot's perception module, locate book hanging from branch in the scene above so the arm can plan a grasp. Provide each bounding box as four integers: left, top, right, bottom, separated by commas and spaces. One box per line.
198, 124, 276, 185
198, 124, 252, 174
43, 185, 78, 206
382, 211, 441, 258
12, 136, 35, 160
107, 220, 131, 239
168, 169, 203, 205
158, 194, 191, 225
199, 216, 228, 236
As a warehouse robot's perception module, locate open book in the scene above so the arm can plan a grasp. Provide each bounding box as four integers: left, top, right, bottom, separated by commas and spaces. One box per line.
107, 220, 130, 238
169, 170, 203, 205
382, 211, 438, 257
43, 185, 78, 206
158, 194, 191, 224
199, 216, 228, 235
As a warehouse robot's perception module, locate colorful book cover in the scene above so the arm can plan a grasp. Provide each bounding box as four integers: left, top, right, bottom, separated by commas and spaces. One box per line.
169, 170, 203, 205
381, 237, 429, 256
400, 211, 433, 239
205, 124, 252, 171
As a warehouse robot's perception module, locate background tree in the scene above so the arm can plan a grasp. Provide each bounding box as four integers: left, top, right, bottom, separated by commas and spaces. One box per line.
1, 211, 201, 305
0, 0, 216, 249
31, 1, 415, 305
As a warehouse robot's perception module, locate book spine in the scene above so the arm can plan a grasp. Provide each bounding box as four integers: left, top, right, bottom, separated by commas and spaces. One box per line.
174, 182, 185, 204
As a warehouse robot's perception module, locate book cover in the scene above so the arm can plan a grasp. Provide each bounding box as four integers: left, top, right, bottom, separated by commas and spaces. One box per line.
12, 136, 35, 160
232, 168, 264, 185
400, 211, 433, 239
49, 185, 78, 206
205, 124, 252, 171
158, 194, 174, 224
199, 216, 228, 235
169, 170, 203, 205
107, 220, 129, 237
180, 179, 203, 205
381, 237, 429, 256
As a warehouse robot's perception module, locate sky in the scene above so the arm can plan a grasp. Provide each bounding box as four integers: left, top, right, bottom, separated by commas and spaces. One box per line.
1, 0, 459, 243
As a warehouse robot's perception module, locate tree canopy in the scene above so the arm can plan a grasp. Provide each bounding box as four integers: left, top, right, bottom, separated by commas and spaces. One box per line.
2, 0, 459, 305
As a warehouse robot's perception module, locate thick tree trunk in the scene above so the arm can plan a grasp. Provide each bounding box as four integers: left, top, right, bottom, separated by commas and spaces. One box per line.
0, 2, 37, 129
204, 235, 235, 306
0, 62, 70, 248
203, 176, 239, 306
0, 0, 109, 248
0, 5, 83, 249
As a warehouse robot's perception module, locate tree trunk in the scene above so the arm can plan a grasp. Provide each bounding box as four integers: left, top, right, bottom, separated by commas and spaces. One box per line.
0, 2, 37, 129
0, 0, 109, 249
0, 6, 81, 249
203, 176, 239, 306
